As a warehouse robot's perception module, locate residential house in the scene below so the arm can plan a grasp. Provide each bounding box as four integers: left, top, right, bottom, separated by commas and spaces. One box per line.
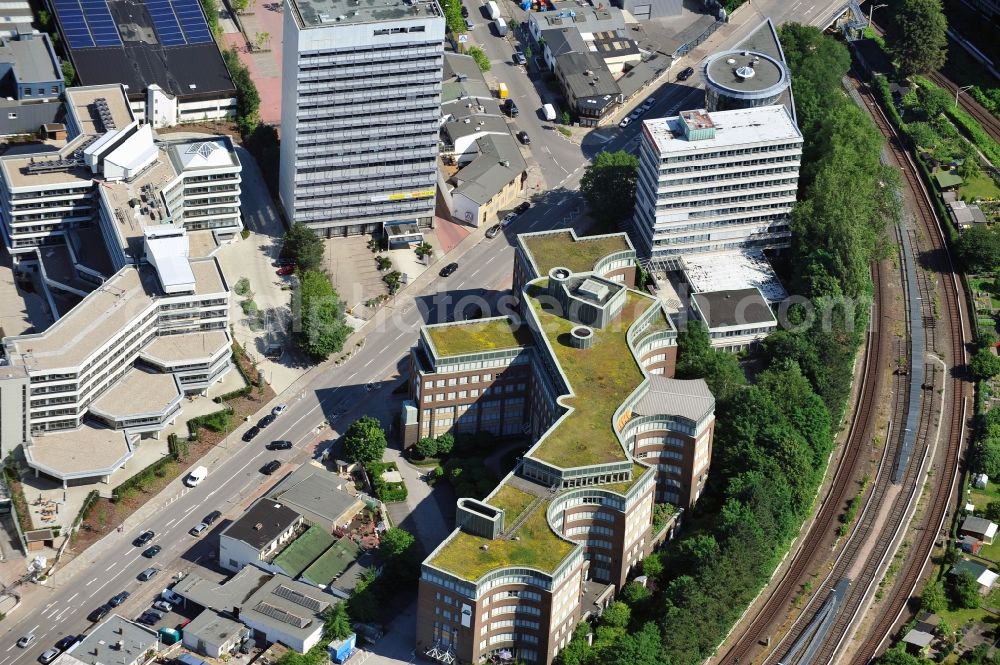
70, 615, 159, 665
218, 499, 303, 573
950, 559, 999, 593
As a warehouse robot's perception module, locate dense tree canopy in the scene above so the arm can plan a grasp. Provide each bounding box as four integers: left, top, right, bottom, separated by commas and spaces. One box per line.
955, 224, 1000, 274
343, 415, 387, 464
580, 150, 640, 226
886, 0, 948, 76
282, 222, 325, 272
293, 270, 351, 360
971, 347, 1000, 381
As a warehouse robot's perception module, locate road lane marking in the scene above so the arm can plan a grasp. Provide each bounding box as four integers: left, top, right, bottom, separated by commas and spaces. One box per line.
363, 358, 374, 367
105, 561, 118, 572
5, 644, 15, 652
164, 518, 176, 527
66, 593, 78, 603
85, 577, 97, 586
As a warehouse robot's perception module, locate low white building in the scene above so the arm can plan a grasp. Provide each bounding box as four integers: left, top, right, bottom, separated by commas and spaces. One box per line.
69, 615, 160, 665
218, 499, 304, 573
183, 611, 248, 657
690, 288, 777, 352
240, 575, 331, 653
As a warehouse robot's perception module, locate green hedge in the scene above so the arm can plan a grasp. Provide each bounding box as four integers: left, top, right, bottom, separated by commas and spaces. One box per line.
366, 461, 408, 503
74, 490, 99, 527
112, 455, 177, 503
186, 408, 233, 440
214, 386, 253, 403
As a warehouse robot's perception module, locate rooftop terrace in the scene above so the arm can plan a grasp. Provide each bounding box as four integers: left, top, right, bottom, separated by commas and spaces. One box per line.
424, 318, 531, 358
273, 525, 335, 577
520, 231, 631, 276
429, 483, 575, 581
525, 283, 656, 468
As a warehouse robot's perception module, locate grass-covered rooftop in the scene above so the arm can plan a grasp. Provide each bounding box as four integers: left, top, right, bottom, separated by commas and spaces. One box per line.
525, 283, 657, 468
301, 537, 362, 587
425, 318, 532, 358
272, 525, 335, 578
598, 463, 653, 495
429, 488, 576, 581
521, 232, 632, 276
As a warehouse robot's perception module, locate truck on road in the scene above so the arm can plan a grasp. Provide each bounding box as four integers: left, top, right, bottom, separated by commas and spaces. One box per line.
542, 103, 557, 121
486, 0, 500, 19
494, 17, 507, 35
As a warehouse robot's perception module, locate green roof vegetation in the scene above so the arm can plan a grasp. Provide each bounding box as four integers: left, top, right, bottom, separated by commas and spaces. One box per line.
490, 484, 536, 527
301, 537, 362, 586
521, 232, 631, 276
526, 283, 657, 468
272, 525, 335, 578
598, 464, 652, 495
426, 319, 531, 357
430, 493, 575, 581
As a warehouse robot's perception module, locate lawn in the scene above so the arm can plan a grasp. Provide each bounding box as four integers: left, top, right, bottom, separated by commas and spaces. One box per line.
525, 283, 657, 468
960, 171, 1000, 202
429, 494, 576, 581
426, 318, 532, 357
272, 525, 335, 577
969, 275, 1000, 312
490, 484, 536, 526
520, 231, 631, 275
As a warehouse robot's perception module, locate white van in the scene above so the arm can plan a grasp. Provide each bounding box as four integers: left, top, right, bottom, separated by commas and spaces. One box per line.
185, 466, 207, 487
542, 103, 557, 121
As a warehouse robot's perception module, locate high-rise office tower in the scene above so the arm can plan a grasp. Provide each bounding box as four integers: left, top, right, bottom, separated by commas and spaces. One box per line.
632, 106, 802, 267
279, 0, 445, 237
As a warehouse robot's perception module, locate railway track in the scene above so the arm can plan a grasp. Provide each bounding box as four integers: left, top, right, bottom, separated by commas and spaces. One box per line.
844, 74, 973, 665
716, 192, 894, 665
927, 70, 1000, 146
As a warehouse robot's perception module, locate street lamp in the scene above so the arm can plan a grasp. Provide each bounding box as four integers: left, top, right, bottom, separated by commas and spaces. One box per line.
868, 3, 887, 29
956, 84, 974, 107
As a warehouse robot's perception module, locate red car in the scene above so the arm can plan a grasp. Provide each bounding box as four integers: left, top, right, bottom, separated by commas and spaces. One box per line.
276, 265, 295, 276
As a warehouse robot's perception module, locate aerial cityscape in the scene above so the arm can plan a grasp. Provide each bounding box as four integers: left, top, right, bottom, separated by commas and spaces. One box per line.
0, 0, 994, 663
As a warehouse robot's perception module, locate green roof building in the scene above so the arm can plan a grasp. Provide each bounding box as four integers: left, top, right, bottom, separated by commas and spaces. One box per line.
412, 231, 716, 665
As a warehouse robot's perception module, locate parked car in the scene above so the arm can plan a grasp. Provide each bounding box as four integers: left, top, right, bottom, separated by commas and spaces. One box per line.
267, 440, 293, 450
512, 53, 526, 65
439, 263, 459, 277
152, 600, 173, 613
133, 530, 154, 547
517, 130, 530, 145
261, 460, 282, 475
38, 649, 59, 664
242, 426, 261, 442
189, 523, 209, 537
500, 212, 518, 228
465, 17, 474, 29
203, 510, 222, 525
109, 591, 130, 607
136, 613, 158, 627
677, 66, 694, 81
138, 568, 159, 582
505, 99, 519, 117
17, 635, 36, 649
142, 545, 162, 558
643, 96, 655, 109
515, 202, 530, 214
272, 403, 288, 416
257, 413, 276, 429
629, 108, 644, 120
55, 636, 80, 652
619, 116, 631, 128
460, 4, 468, 16
485, 224, 502, 239
87, 605, 111, 622
276, 265, 295, 276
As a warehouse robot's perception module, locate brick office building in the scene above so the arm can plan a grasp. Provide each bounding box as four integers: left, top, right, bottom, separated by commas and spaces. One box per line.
409, 230, 716, 665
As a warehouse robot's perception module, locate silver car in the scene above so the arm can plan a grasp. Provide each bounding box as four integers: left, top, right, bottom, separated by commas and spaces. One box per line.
38, 649, 59, 664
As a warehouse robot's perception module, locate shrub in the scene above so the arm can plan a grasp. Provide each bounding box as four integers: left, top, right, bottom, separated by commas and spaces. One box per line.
366, 461, 408, 502
234, 277, 252, 297
468, 47, 490, 72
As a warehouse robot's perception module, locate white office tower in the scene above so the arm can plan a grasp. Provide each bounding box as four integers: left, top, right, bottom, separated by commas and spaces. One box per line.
633, 106, 802, 267
280, 0, 446, 237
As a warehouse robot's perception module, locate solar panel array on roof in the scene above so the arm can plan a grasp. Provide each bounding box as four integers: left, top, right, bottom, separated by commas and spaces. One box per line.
55, 0, 122, 48
146, 0, 212, 46
56, 0, 212, 49
254, 601, 312, 629
273, 584, 329, 613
